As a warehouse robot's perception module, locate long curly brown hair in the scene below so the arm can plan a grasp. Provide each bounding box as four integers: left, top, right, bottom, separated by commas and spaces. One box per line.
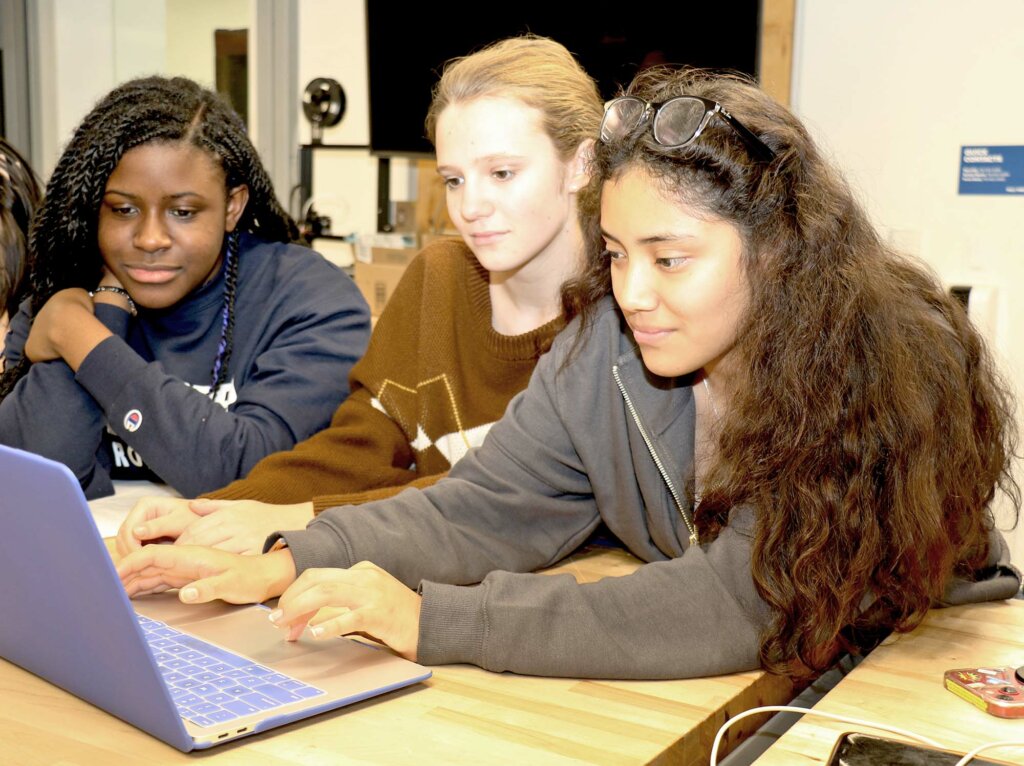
564, 67, 1020, 673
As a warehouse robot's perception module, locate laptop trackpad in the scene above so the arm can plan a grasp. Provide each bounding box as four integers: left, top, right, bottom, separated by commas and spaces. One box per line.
133, 594, 418, 695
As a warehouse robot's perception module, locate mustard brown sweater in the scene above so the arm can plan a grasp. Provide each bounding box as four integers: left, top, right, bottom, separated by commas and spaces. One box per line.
207, 238, 563, 512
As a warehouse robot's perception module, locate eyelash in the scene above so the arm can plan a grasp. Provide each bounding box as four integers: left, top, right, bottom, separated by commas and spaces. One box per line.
107, 205, 198, 219
441, 168, 516, 190
601, 248, 689, 270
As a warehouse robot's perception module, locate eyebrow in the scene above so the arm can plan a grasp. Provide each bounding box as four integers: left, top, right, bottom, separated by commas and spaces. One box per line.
436, 153, 527, 175
103, 190, 204, 201
600, 228, 698, 246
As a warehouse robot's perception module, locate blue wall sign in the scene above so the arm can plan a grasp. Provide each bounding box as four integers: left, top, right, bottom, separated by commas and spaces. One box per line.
959, 146, 1024, 195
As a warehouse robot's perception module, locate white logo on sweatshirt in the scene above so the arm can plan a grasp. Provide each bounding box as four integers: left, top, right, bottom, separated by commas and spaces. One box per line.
123, 409, 143, 432
185, 379, 237, 408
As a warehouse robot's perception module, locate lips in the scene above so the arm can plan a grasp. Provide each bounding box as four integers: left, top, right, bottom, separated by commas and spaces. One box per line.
628, 323, 674, 344
469, 231, 508, 245
124, 265, 181, 285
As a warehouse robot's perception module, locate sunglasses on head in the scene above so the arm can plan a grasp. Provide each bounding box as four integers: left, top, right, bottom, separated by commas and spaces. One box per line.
600, 95, 775, 163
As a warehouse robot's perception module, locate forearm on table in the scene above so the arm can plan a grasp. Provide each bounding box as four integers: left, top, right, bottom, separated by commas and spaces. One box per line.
205, 393, 417, 504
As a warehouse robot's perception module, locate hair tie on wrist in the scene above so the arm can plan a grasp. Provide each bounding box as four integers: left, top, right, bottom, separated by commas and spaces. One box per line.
89, 285, 137, 316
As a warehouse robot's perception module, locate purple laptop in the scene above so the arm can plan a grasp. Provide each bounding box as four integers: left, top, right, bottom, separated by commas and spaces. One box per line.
0, 445, 430, 751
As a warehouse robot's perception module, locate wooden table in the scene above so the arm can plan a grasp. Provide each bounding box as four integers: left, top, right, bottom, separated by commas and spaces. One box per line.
1, 488, 795, 765
753, 600, 1024, 765
88, 480, 180, 538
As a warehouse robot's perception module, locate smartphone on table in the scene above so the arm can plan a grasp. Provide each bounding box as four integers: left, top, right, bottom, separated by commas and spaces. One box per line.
826, 731, 1016, 765
944, 665, 1024, 718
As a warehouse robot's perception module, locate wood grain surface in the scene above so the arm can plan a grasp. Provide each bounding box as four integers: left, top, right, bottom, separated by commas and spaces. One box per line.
1, 545, 795, 765
753, 600, 1024, 765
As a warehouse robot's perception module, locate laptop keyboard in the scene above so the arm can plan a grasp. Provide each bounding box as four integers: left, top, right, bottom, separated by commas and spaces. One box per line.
137, 614, 325, 728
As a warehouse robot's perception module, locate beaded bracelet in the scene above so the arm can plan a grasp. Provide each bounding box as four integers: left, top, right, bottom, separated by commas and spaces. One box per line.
89, 285, 137, 316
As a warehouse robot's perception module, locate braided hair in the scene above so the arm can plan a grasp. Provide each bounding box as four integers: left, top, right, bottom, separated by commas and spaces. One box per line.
0, 76, 298, 400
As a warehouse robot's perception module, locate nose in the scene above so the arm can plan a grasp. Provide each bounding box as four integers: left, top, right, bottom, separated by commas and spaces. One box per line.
456, 181, 493, 223
133, 210, 171, 254
614, 258, 658, 313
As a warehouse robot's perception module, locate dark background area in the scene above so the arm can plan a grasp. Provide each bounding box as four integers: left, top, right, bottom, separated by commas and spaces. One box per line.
365, 2, 761, 156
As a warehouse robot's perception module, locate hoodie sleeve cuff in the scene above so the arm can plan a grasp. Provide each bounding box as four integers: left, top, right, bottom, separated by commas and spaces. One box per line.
270, 526, 357, 574
415, 580, 488, 667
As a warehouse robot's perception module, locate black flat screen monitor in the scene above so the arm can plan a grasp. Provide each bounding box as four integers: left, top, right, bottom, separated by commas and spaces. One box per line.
365, 2, 760, 157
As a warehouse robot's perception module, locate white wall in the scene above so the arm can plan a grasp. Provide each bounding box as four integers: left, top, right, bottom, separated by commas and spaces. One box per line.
165, 0, 250, 89
792, 0, 1024, 562
112, 0, 165, 83
32, 0, 117, 176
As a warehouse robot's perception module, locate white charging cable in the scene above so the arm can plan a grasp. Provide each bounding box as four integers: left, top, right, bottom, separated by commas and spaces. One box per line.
710, 704, 943, 765
954, 740, 1024, 766
711, 704, 1024, 765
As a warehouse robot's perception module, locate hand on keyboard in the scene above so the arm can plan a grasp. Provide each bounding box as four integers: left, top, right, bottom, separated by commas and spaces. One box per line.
269, 561, 422, 661
117, 544, 297, 605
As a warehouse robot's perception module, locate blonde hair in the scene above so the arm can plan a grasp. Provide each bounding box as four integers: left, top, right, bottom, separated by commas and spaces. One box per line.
424, 35, 602, 160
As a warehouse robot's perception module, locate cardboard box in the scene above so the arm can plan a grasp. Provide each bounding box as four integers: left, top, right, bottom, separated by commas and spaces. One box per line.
354, 261, 407, 316
371, 246, 418, 267
355, 232, 417, 264
310, 236, 356, 269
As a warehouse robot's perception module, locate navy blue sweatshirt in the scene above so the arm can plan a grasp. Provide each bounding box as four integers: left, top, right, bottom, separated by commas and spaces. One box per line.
0, 234, 370, 498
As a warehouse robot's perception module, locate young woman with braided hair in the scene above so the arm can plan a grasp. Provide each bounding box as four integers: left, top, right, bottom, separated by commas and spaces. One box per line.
120, 67, 1020, 680
0, 76, 371, 499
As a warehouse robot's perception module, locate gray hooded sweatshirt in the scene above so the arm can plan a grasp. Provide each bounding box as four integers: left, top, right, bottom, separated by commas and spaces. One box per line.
274, 297, 1020, 679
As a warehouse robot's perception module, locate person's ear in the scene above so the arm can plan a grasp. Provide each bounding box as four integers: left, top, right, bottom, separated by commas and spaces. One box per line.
224, 184, 250, 233
566, 138, 595, 194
